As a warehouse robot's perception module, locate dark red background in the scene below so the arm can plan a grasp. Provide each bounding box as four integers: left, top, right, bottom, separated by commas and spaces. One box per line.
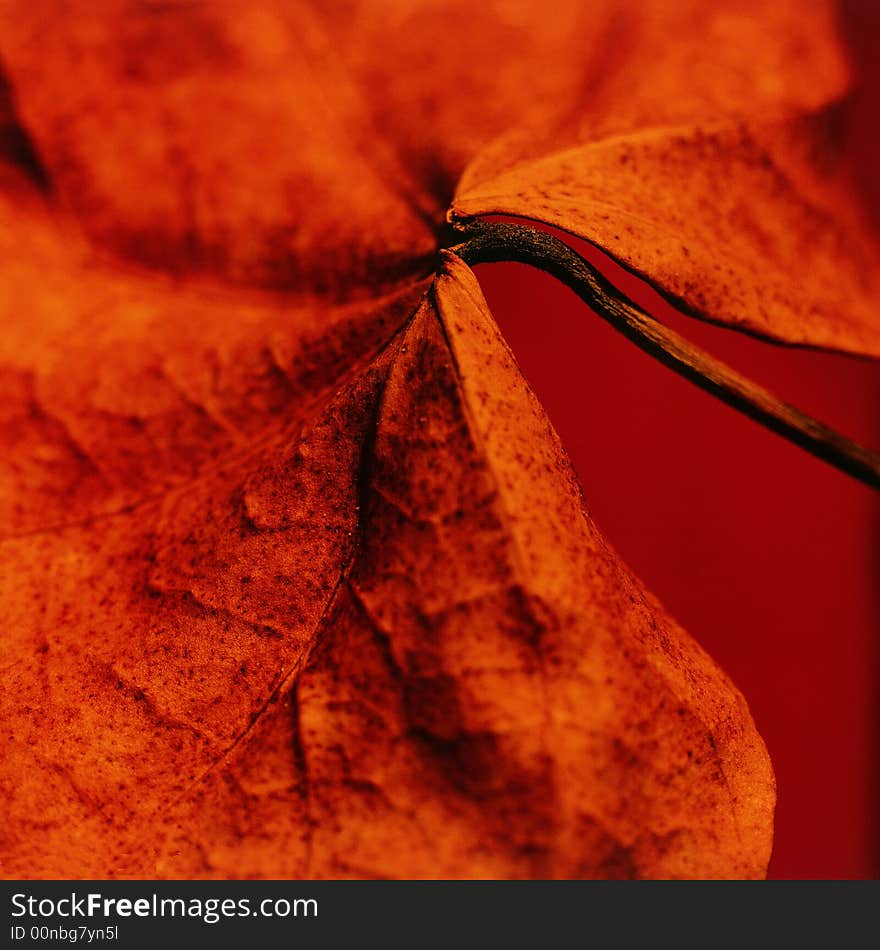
473, 2, 880, 879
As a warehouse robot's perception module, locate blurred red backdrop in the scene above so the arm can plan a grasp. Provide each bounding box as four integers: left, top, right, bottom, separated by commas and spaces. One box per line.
474, 1, 880, 880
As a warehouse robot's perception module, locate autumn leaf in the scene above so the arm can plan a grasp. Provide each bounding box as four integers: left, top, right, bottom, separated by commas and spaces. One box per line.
453, 106, 880, 355
0, 0, 875, 879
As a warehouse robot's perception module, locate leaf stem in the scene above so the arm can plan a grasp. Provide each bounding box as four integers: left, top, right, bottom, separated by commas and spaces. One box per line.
449, 219, 880, 490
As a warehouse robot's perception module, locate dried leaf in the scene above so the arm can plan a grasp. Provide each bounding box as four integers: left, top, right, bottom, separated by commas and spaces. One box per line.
0, 255, 773, 878
437, 2, 878, 355
0, 0, 851, 288
2, 0, 868, 880
453, 106, 880, 355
